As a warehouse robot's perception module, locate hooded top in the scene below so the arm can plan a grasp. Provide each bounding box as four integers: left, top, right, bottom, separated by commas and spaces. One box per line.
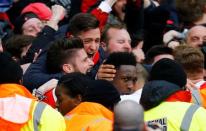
140, 80, 182, 110
140, 58, 187, 110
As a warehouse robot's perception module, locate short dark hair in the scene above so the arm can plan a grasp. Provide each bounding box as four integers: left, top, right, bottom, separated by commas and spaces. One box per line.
68, 13, 99, 36
4, 35, 34, 59
144, 45, 173, 64
0, 52, 23, 84
101, 23, 126, 44
57, 72, 90, 98
104, 52, 137, 69
46, 37, 84, 73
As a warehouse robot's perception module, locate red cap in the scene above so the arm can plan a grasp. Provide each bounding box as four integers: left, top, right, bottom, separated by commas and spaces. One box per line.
21, 2, 52, 21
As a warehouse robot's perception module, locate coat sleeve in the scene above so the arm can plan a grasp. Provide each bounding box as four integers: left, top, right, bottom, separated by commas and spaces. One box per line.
23, 51, 63, 92
81, 0, 109, 30
23, 26, 63, 92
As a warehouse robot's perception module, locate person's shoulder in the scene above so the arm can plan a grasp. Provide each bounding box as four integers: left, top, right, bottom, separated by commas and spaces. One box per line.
38, 102, 66, 130
42, 103, 63, 118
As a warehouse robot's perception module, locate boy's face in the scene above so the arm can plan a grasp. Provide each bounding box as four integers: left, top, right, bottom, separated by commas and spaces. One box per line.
55, 86, 79, 115
112, 65, 137, 95
78, 28, 101, 58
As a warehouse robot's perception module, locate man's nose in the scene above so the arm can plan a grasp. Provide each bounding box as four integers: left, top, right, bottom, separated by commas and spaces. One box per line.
126, 80, 135, 93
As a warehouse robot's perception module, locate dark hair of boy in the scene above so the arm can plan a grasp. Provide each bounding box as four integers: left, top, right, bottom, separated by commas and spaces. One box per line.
4, 35, 34, 59
46, 37, 84, 73
68, 13, 99, 36
104, 52, 137, 69
57, 72, 90, 98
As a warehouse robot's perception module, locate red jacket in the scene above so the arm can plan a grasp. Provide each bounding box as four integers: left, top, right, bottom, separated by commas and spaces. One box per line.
81, 0, 109, 30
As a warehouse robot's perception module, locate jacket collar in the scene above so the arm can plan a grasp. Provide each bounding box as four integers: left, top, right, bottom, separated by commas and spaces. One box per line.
165, 90, 191, 102
67, 102, 113, 121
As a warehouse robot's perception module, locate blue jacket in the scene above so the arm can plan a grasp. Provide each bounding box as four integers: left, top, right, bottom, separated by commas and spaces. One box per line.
23, 26, 63, 92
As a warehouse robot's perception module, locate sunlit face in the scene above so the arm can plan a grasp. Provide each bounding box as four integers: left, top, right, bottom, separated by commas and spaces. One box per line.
106, 28, 132, 54
78, 28, 100, 58
112, 65, 137, 95
55, 85, 79, 115
72, 49, 94, 74
22, 18, 43, 37
186, 26, 206, 48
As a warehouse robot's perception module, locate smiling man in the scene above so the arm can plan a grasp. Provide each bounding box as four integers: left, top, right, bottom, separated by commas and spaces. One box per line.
68, 13, 101, 58
33, 37, 94, 108
46, 38, 94, 74
68, 13, 104, 78
101, 23, 132, 55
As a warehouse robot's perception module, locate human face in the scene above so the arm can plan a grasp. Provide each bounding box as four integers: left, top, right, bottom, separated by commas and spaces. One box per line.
22, 18, 43, 37
55, 86, 79, 115
112, 65, 137, 94
73, 49, 94, 74
186, 26, 206, 48
78, 28, 100, 58
107, 28, 132, 54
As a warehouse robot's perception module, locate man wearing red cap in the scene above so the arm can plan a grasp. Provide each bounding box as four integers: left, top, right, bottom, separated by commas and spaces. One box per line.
21, 2, 52, 21
14, 2, 53, 37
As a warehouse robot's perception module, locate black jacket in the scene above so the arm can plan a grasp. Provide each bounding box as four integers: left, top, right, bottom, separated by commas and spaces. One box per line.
140, 80, 182, 111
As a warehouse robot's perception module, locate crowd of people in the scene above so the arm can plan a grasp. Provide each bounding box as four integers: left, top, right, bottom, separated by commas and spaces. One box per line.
1, 0, 206, 130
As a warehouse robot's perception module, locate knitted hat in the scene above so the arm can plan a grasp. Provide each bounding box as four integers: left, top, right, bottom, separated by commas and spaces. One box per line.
83, 80, 121, 108
21, 2, 52, 21
150, 58, 187, 88
14, 12, 39, 34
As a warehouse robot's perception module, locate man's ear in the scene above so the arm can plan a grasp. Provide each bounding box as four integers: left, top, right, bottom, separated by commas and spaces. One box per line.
62, 64, 74, 73
100, 42, 107, 51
